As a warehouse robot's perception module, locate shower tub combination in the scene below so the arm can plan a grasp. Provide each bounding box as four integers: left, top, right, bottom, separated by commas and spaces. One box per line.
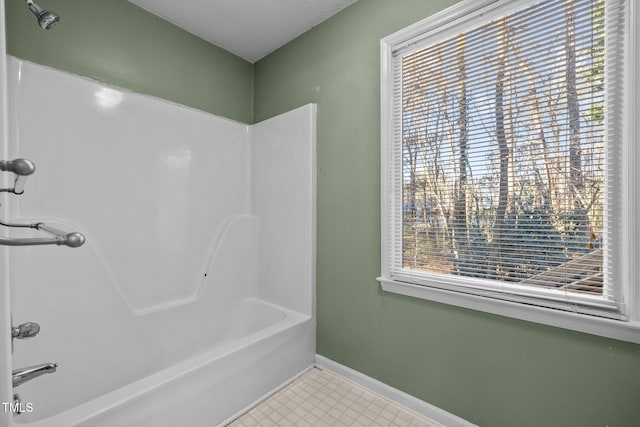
5, 58, 315, 426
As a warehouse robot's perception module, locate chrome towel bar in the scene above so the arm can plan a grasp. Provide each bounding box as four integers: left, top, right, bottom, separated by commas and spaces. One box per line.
0, 220, 85, 247
0, 158, 85, 247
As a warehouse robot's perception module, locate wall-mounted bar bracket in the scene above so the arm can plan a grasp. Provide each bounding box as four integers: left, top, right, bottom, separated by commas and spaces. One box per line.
0, 158, 35, 194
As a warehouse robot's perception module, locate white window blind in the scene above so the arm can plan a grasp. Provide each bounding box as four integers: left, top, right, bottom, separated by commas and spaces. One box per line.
384, 0, 629, 319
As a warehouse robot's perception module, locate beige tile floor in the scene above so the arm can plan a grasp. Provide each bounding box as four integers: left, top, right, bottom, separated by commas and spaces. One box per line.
227, 368, 444, 427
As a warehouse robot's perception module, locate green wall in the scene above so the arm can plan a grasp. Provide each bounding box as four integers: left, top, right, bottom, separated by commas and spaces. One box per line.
5, 0, 640, 425
4, 0, 253, 123
254, 1, 640, 426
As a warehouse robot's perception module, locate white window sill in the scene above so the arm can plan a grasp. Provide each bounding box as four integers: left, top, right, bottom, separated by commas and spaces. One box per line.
377, 277, 640, 344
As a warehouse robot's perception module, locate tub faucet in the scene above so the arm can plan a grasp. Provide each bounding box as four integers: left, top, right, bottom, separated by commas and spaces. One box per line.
12, 363, 57, 388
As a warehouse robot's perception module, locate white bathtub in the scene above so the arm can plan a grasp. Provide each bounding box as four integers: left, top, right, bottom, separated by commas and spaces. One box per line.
17, 299, 313, 427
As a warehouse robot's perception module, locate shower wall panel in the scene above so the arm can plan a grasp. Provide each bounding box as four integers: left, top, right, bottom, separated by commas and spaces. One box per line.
251, 105, 316, 317
8, 57, 253, 314
6, 57, 255, 421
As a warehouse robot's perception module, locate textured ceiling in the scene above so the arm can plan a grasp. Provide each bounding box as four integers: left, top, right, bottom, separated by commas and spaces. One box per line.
128, 0, 357, 63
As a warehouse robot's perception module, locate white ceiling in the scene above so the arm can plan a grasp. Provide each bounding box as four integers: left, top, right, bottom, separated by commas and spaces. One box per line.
128, 0, 357, 63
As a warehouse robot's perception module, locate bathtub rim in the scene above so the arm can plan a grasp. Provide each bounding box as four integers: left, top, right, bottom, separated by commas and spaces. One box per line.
16, 298, 310, 427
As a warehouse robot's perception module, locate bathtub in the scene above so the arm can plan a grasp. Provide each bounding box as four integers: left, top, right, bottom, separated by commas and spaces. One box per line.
17, 299, 313, 427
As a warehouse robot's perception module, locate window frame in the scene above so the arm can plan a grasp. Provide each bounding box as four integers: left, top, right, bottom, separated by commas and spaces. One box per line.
379, 0, 640, 343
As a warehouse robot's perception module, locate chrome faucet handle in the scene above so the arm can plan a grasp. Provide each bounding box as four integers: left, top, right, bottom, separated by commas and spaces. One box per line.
11, 322, 40, 339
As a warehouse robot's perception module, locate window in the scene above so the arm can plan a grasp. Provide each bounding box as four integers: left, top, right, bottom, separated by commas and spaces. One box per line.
380, 0, 640, 343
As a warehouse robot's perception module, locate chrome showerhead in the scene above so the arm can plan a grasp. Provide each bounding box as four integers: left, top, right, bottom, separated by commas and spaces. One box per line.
25, 0, 60, 30
36, 10, 60, 30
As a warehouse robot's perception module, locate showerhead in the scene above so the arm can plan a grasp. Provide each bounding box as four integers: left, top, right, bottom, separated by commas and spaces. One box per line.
25, 0, 60, 30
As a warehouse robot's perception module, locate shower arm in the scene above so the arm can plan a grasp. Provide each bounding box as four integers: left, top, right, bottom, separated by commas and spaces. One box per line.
0, 220, 85, 247
0, 158, 35, 194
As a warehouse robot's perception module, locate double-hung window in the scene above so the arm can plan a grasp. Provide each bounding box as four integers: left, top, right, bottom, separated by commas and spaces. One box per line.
379, 0, 640, 342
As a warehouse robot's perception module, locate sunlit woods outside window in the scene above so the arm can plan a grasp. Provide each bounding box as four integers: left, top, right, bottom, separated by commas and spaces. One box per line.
401, 0, 605, 294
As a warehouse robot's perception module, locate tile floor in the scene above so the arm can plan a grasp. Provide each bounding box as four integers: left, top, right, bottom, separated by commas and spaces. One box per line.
227, 368, 444, 427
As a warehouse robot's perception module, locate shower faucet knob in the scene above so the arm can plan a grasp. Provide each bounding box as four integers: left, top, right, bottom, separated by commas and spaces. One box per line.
11, 322, 40, 339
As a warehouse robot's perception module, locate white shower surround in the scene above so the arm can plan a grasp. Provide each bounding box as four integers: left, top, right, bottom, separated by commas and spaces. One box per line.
6, 57, 315, 426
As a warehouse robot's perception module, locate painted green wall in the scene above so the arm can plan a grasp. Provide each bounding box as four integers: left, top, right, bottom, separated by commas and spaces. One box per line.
4, 0, 253, 123
254, 1, 640, 426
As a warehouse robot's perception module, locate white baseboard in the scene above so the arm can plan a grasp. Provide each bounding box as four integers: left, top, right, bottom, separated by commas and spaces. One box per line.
315, 355, 477, 427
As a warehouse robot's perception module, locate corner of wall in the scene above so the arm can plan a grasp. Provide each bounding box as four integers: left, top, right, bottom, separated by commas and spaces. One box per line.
250, 63, 256, 125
